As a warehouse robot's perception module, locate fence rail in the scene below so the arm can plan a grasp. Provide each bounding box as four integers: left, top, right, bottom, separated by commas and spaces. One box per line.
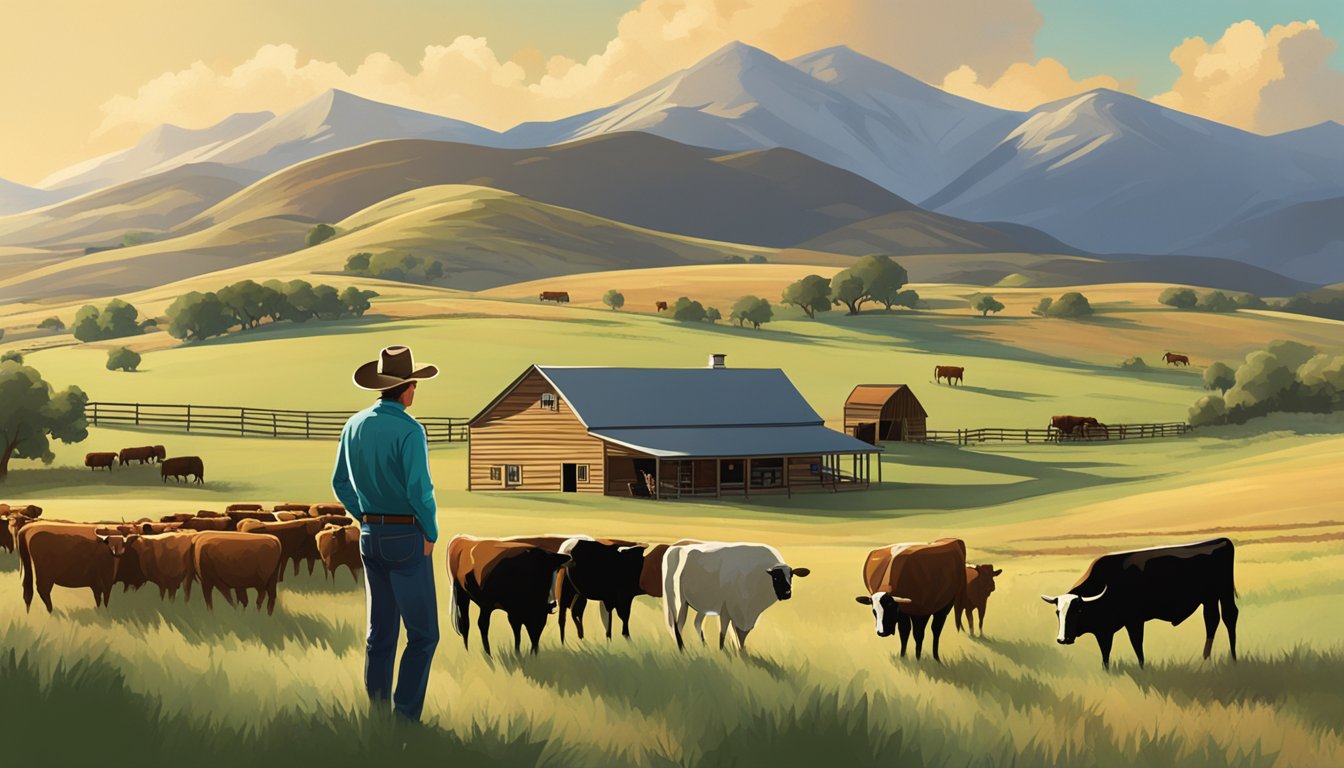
919, 422, 1191, 446
87, 402, 469, 443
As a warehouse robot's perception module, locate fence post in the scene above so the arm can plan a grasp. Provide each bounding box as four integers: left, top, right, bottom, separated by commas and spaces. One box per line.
135, 403, 140, 426
272, 413, 277, 438
186, 405, 192, 433
91, 402, 98, 427
305, 412, 310, 439
240, 407, 245, 437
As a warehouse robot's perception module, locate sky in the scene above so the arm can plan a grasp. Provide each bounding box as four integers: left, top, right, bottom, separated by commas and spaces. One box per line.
3, 0, 1342, 185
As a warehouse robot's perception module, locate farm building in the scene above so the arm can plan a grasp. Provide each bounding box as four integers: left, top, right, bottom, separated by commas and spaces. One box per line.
468, 356, 882, 498
843, 385, 928, 444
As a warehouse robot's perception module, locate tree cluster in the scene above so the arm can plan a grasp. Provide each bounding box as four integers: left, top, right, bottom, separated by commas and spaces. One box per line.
38, 317, 64, 332
1032, 292, 1093, 318
71, 299, 147, 342
345, 252, 449, 285
780, 255, 916, 318
1158, 287, 1265, 312
1189, 340, 1344, 427
166, 279, 378, 342
731, 296, 773, 329
723, 254, 769, 264
305, 224, 337, 248
106, 347, 141, 372
1279, 288, 1344, 321
0, 359, 88, 480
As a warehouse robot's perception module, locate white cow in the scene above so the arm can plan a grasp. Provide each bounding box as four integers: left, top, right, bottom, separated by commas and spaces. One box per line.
662, 541, 810, 651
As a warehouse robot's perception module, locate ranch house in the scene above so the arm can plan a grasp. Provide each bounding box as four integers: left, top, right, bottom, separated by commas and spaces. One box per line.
467, 356, 882, 498
843, 385, 928, 444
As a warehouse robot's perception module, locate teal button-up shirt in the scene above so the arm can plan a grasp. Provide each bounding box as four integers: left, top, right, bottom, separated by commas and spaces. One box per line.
332, 399, 439, 542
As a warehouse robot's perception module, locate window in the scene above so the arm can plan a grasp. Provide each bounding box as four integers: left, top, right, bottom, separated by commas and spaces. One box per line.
489, 466, 502, 482
576, 464, 589, 483
540, 393, 557, 411
505, 465, 522, 486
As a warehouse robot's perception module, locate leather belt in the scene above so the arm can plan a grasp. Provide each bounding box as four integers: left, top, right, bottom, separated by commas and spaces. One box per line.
365, 514, 417, 525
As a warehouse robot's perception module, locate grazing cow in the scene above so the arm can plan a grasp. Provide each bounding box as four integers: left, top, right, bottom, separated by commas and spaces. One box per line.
136, 521, 184, 535
273, 503, 312, 515
954, 564, 1003, 636
159, 512, 196, 524
310, 503, 347, 518
236, 519, 322, 579
151, 445, 166, 463
0, 505, 42, 552
638, 540, 704, 599
1162, 352, 1191, 367
179, 517, 232, 532
934, 365, 964, 385
226, 503, 264, 512
226, 510, 278, 527
18, 523, 137, 612
655, 301, 669, 312
538, 291, 570, 303
448, 535, 573, 656
193, 532, 282, 614
85, 452, 117, 471
1049, 415, 1104, 440
195, 510, 225, 518
118, 446, 156, 466
1041, 538, 1239, 669
663, 541, 811, 651
315, 524, 361, 582
275, 511, 303, 521
128, 532, 198, 600
500, 534, 644, 642
161, 456, 204, 484
855, 538, 966, 661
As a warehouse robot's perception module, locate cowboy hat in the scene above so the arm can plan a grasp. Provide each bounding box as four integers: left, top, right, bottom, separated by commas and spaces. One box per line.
353, 345, 439, 390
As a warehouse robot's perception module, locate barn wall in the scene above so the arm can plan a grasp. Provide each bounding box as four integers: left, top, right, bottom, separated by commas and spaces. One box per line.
469, 369, 605, 493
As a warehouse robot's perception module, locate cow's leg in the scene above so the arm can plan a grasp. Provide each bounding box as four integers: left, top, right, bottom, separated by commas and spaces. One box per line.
1126, 622, 1146, 668
694, 610, 708, 644
38, 579, 55, 613
718, 617, 731, 650
1221, 594, 1239, 662
977, 605, 986, 636
733, 625, 751, 652
233, 587, 248, 608
930, 606, 951, 662
954, 606, 964, 633
510, 616, 523, 656
453, 586, 471, 649
266, 579, 277, 616
92, 586, 103, 608
671, 598, 689, 651
202, 582, 215, 610
1201, 601, 1220, 660
600, 603, 614, 640
616, 600, 633, 639
572, 596, 588, 640
477, 609, 493, 657
1096, 631, 1114, 670
897, 615, 911, 657
556, 601, 569, 644
911, 615, 929, 660
526, 619, 545, 655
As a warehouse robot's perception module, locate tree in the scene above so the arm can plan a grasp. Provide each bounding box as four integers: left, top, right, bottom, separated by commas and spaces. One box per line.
106, 347, 141, 372
275, 280, 319, 323
98, 299, 143, 339
723, 254, 747, 264
889, 290, 920, 309
71, 304, 103, 342
672, 297, 707, 322
0, 360, 88, 481
970, 294, 1005, 317
305, 223, 336, 247
602, 290, 626, 311
829, 254, 907, 315
340, 287, 378, 317
37, 316, 64, 332
425, 261, 445, 282
368, 252, 423, 282
1031, 297, 1053, 317
217, 280, 272, 329
1203, 362, 1236, 393
705, 306, 722, 323
781, 275, 832, 319
1, 351, 22, 364
731, 296, 773, 329
1158, 287, 1197, 309
310, 284, 347, 320
1047, 292, 1093, 318
345, 252, 372, 273
1188, 394, 1227, 427
748, 254, 768, 264
1231, 292, 1267, 310
166, 292, 235, 342
1196, 290, 1237, 313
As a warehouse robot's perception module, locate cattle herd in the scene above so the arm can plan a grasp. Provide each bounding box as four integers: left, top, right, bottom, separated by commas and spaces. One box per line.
82, 444, 206, 484
0, 502, 1240, 669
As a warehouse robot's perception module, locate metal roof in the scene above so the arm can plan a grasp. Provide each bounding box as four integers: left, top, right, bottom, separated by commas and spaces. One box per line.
845, 384, 927, 416
591, 425, 880, 458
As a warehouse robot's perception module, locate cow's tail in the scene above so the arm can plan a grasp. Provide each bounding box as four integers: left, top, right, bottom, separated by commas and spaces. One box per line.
450, 578, 463, 637
18, 527, 33, 609
662, 546, 685, 639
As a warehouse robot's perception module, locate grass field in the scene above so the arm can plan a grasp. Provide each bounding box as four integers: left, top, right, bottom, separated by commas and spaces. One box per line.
2, 271, 1343, 766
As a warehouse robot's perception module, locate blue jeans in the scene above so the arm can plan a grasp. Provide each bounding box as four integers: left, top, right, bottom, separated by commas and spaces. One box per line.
359, 522, 439, 722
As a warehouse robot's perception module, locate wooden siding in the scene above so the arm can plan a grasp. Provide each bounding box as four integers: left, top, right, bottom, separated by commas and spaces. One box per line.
844, 386, 928, 442
469, 369, 605, 493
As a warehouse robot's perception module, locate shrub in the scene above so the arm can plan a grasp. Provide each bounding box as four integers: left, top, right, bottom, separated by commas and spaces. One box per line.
1119, 356, 1148, 371
672, 297, 707, 323
1189, 394, 1227, 427
106, 347, 141, 372
37, 317, 64, 332
1, 350, 22, 364
305, 224, 336, 247
424, 261, 445, 282
1196, 290, 1237, 313
345, 252, 372, 273
1189, 339, 1344, 427
166, 292, 235, 342
1031, 297, 1053, 317
748, 254, 768, 264
1203, 362, 1235, 393
71, 300, 144, 342
723, 255, 747, 264
1158, 287, 1197, 309
731, 296, 773, 329
889, 289, 920, 309
602, 290, 625, 311
340, 287, 378, 318
1231, 292, 1267, 310
970, 294, 1005, 317
705, 307, 722, 323
1035, 292, 1094, 318
781, 275, 832, 319
1280, 288, 1344, 321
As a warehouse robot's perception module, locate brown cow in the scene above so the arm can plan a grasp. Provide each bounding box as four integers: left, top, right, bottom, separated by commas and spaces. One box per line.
128, 531, 199, 600
1050, 415, 1104, 440
1162, 352, 1191, 367
236, 518, 323, 578
195, 510, 225, 519
161, 456, 204, 484
855, 538, 967, 660
179, 517, 232, 532
160, 512, 196, 523
273, 503, 312, 515
316, 524, 361, 582
18, 522, 137, 612
655, 301, 669, 312
227, 510, 278, 527
0, 505, 42, 552
934, 365, 965, 385
193, 532, 282, 614
226, 503, 265, 512
311, 503, 347, 517
85, 452, 117, 471
119, 446, 156, 466
538, 291, 570, 303
137, 521, 185, 535
151, 445, 166, 463
954, 564, 1003, 636
275, 511, 304, 521
448, 535, 573, 656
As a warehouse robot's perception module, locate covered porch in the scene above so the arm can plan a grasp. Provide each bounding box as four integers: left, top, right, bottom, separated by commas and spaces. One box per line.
604, 451, 881, 499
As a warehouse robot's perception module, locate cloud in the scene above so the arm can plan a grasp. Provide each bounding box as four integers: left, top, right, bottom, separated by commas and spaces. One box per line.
1152, 20, 1344, 134
95, 0, 1045, 135
940, 58, 1129, 110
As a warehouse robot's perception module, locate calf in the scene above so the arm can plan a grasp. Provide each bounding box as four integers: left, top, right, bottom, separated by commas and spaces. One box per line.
954, 564, 1002, 636
161, 456, 204, 484
193, 532, 282, 614
856, 538, 966, 661
663, 541, 810, 651
1041, 538, 1238, 669
448, 535, 573, 656
85, 452, 117, 471
315, 524, 361, 582
18, 523, 137, 612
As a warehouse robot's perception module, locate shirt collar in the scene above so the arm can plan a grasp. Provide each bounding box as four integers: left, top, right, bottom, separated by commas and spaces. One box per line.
374, 399, 407, 413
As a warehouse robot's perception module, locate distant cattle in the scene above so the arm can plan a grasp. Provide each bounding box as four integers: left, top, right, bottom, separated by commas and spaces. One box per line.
539, 291, 570, 303
663, 541, 810, 651
934, 365, 964, 385
856, 538, 966, 660
195, 510, 225, 519
226, 503, 265, 512
129, 532, 198, 600
1162, 352, 1191, 367
954, 564, 1003, 636
178, 517, 232, 532
1049, 415, 1107, 440
161, 456, 204, 484
273, 503, 312, 515
159, 512, 196, 524
1041, 538, 1239, 669
316, 524, 361, 581
236, 518, 324, 579
310, 503, 347, 518
655, 301, 668, 312
85, 452, 117, 471
448, 535, 573, 656
18, 522, 137, 612
275, 511, 304, 521
136, 521, 185, 535
226, 510, 277, 527
151, 445, 166, 463
193, 532, 282, 614
118, 446, 156, 466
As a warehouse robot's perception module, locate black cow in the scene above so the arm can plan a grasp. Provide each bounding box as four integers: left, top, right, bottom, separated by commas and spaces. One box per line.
1041, 538, 1238, 669
448, 535, 573, 656
554, 539, 647, 642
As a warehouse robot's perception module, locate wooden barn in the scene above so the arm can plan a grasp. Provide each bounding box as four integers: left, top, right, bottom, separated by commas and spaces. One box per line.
843, 385, 928, 444
468, 357, 882, 499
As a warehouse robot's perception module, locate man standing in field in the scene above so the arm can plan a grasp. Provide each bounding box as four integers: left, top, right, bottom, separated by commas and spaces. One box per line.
332, 345, 441, 723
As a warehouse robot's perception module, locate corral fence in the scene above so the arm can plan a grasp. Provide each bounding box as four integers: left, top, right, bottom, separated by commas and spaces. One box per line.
920, 422, 1191, 446
87, 402, 469, 443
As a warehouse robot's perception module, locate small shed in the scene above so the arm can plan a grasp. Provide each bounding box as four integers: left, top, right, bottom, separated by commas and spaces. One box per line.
844, 385, 928, 444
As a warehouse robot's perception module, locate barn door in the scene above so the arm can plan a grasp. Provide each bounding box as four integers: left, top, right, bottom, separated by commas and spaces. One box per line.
562, 463, 578, 492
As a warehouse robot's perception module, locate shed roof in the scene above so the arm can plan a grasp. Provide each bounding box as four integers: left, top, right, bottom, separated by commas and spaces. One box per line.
845, 384, 927, 416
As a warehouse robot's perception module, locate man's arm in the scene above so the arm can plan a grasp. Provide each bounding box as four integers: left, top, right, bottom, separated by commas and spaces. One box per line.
402, 425, 438, 543
331, 426, 364, 519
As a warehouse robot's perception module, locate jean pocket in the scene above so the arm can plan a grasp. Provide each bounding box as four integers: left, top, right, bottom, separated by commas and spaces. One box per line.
359, 531, 374, 560
377, 532, 420, 564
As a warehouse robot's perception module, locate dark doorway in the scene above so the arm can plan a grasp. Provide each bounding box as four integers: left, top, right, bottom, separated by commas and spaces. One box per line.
855, 422, 877, 446
633, 458, 657, 496
562, 463, 578, 492
721, 459, 744, 486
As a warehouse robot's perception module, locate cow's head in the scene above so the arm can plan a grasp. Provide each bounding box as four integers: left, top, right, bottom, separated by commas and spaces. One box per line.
855, 592, 913, 637
767, 564, 809, 601
94, 529, 140, 558
976, 564, 1003, 593
1040, 587, 1106, 644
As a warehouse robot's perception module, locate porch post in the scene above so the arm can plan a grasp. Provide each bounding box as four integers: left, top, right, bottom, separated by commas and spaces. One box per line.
655, 458, 661, 500
878, 452, 882, 484
745, 457, 751, 501
715, 458, 722, 499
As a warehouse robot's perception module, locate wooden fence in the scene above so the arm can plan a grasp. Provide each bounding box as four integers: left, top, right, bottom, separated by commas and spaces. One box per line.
87, 402, 469, 443
919, 422, 1191, 446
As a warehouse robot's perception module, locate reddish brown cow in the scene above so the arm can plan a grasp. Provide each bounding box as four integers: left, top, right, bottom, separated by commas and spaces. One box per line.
236, 518, 323, 578
226, 503, 265, 512
954, 564, 1003, 635
449, 535, 573, 656
934, 365, 965, 385
316, 524, 361, 582
85, 452, 117, 471
151, 445, 166, 463
0, 505, 42, 553
539, 291, 570, 303
128, 531, 198, 600
18, 522, 137, 612
193, 532, 282, 614
273, 503, 312, 516
310, 503, 347, 517
179, 517, 232, 532
137, 521, 185, 534
161, 456, 204, 484
160, 512, 196, 523
856, 538, 967, 660
638, 539, 704, 598
1050, 415, 1106, 440
226, 510, 278, 527
655, 301, 669, 312
1162, 352, 1191, 366
119, 446, 156, 466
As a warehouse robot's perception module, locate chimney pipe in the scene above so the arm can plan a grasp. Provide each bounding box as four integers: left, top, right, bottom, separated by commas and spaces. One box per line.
708, 353, 727, 369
